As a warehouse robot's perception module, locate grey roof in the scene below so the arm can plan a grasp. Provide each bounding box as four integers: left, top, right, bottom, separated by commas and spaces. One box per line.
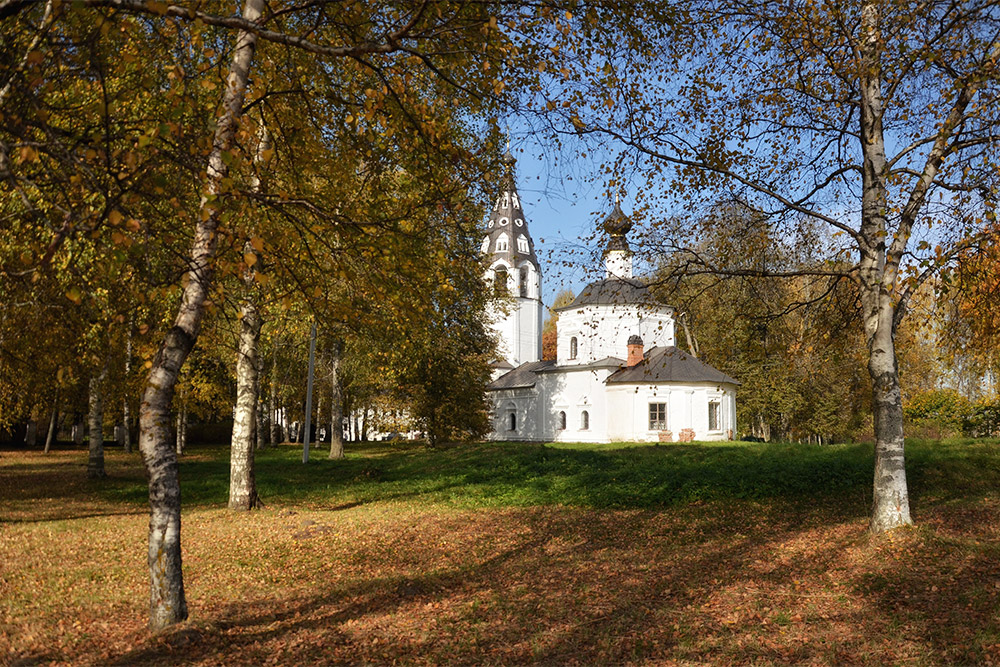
482, 153, 539, 272
554, 278, 659, 311
486, 359, 555, 390
606, 346, 739, 385
491, 360, 515, 371
536, 356, 624, 372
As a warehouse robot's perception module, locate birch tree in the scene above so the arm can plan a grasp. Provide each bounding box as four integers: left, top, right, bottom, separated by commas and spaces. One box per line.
552, 0, 1000, 532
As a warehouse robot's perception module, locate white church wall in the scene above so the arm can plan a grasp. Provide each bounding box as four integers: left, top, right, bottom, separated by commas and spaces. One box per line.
557, 304, 675, 365
604, 383, 738, 442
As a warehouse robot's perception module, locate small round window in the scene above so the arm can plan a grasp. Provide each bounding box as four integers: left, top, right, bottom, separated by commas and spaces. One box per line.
515, 218, 523, 227
499, 217, 509, 226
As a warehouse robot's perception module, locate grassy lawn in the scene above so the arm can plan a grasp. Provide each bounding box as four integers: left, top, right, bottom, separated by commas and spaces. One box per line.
2, 438, 1000, 665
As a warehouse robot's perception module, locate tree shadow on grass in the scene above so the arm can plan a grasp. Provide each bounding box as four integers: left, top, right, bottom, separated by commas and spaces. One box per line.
98, 504, 882, 665
105, 500, 1000, 665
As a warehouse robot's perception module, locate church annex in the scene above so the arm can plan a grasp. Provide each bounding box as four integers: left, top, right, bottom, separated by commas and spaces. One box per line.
483, 153, 738, 443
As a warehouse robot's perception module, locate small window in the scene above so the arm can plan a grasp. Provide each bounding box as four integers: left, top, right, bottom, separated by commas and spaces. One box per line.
709, 401, 721, 431
517, 235, 529, 253
494, 268, 507, 294
580, 410, 589, 430
508, 411, 517, 431
512, 193, 520, 208
495, 232, 509, 251
649, 403, 667, 431
519, 268, 528, 297
499, 216, 510, 227
558, 411, 566, 430
502, 192, 510, 209
569, 337, 578, 360
480, 236, 490, 254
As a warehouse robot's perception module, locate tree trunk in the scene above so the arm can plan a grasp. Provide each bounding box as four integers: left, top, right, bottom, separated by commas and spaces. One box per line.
87, 362, 108, 479
858, 1, 912, 534
255, 385, 266, 450
175, 401, 188, 456
229, 297, 262, 510
866, 297, 912, 532
329, 341, 344, 459
123, 322, 133, 454
44, 400, 58, 453
269, 349, 279, 445
137, 0, 263, 630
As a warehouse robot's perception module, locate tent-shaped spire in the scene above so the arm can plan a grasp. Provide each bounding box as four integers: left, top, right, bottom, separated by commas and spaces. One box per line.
481, 151, 540, 272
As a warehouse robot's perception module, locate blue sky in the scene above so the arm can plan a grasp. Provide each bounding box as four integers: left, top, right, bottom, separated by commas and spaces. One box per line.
502, 138, 629, 310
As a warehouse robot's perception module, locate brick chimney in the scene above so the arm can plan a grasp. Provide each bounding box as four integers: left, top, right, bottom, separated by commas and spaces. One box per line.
626, 335, 644, 367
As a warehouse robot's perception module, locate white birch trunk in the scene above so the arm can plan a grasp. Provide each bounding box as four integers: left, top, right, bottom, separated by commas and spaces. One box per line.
87, 363, 108, 478
137, 0, 264, 630
329, 341, 344, 459
123, 323, 133, 454
269, 350, 279, 445
859, 2, 911, 533
229, 297, 261, 510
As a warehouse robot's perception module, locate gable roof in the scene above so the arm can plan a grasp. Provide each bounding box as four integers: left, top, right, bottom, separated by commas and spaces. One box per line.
486, 359, 555, 390
606, 346, 739, 385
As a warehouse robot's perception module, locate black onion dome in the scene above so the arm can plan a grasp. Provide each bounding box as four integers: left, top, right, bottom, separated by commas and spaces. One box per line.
603, 202, 632, 252
603, 202, 632, 236
628, 334, 643, 346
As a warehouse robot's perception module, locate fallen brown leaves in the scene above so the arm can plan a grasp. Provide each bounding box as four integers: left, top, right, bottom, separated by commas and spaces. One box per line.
2, 449, 1000, 666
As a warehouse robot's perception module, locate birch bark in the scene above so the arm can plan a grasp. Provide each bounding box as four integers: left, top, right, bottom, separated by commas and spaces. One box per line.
87, 362, 109, 478
329, 341, 344, 459
137, 0, 264, 629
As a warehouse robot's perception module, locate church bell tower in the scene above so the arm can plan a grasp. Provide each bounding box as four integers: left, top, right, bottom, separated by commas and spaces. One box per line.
482, 151, 543, 368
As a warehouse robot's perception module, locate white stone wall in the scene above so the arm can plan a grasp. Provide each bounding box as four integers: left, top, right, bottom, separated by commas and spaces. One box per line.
489, 368, 736, 443
485, 260, 543, 367
557, 303, 675, 364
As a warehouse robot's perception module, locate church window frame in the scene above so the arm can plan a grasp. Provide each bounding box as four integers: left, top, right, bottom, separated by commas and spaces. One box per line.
580, 410, 590, 431
512, 192, 520, 208
519, 267, 528, 297
708, 400, 721, 432
499, 216, 510, 226
493, 267, 508, 294
517, 235, 529, 253
558, 411, 566, 430
508, 411, 517, 432
495, 233, 509, 252
480, 236, 490, 254
649, 403, 667, 431
569, 336, 578, 360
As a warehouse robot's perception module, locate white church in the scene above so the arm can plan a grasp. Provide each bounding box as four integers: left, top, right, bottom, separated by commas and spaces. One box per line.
483, 152, 738, 443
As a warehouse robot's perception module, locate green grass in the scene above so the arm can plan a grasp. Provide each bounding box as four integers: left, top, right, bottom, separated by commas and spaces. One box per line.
95, 437, 1000, 515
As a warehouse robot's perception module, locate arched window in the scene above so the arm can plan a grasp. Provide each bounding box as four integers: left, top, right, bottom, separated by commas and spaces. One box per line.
558, 411, 566, 430
508, 411, 517, 431
580, 410, 590, 430
494, 267, 508, 294
495, 232, 509, 252
519, 268, 528, 297
569, 336, 578, 360
480, 236, 490, 254
517, 235, 529, 253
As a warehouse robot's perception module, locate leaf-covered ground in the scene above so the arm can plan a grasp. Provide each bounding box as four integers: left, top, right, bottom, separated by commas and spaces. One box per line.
2, 439, 1000, 665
